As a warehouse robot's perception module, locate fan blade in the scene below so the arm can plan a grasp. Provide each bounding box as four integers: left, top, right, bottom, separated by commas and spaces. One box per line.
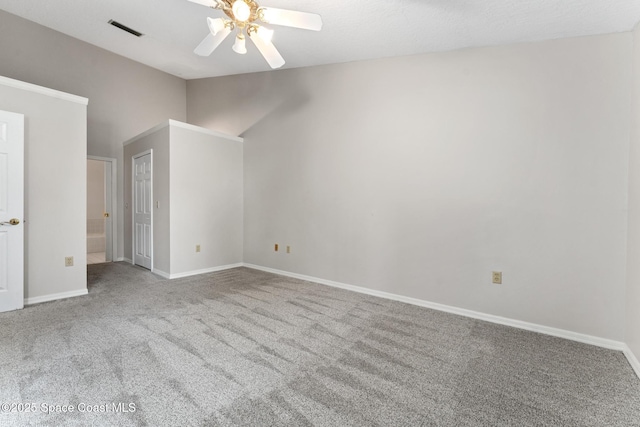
259, 7, 322, 31
248, 31, 285, 69
187, 0, 215, 7
194, 27, 231, 56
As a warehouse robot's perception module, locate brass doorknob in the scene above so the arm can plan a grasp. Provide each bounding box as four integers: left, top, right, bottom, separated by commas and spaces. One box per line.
0, 218, 20, 226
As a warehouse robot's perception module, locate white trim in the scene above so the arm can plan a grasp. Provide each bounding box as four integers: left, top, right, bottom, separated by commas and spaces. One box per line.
168, 119, 243, 142
153, 263, 243, 279
123, 122, 170, 146
24, 289, 88, 306
116, 257, 132, 263
243, 263, 627, 352
153, 269, 170, 279
0, 75, 88, 105
623, 345, 640, 378
87, 155, 117, 263
123, 120, 243, 146
87, 155, 116, 162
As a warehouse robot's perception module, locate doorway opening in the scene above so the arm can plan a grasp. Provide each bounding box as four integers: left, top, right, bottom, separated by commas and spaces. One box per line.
87, 156, 116, 264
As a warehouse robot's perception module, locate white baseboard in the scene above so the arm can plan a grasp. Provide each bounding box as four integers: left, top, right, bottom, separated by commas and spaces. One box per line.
153, 263, 243, 280
24, 289, 89, 306
243, 264, 627, 353
153, 268, 170, 279
116, 257, 132, 263
623, 345, 640, 378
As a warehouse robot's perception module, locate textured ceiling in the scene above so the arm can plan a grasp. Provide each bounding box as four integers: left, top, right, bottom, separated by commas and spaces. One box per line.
1, 0, 640, 79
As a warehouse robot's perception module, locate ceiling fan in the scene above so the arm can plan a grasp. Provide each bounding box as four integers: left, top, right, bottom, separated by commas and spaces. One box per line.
188, 0, 323, 69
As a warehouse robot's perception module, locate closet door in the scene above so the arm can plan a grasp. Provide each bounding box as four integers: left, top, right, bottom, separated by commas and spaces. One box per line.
133, 152, 152, 270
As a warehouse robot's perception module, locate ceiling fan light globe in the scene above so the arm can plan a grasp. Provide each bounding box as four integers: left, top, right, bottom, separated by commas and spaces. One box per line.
232, 34, 247, 54
232, 0, 251, 22
207, 17, 226, 35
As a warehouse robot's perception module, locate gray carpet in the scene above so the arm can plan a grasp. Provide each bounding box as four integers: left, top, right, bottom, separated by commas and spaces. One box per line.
1, 262, 639, 426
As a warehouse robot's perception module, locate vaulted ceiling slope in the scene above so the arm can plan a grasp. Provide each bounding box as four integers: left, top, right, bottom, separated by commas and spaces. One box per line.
1, 0, 639, 79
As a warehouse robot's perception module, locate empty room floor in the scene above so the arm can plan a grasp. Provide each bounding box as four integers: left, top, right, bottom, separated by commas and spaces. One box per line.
0, 262, 639, 426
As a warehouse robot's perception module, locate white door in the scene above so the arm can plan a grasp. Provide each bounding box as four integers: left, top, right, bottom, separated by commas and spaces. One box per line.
0, 110, 24, 313
133, 153, 152, 270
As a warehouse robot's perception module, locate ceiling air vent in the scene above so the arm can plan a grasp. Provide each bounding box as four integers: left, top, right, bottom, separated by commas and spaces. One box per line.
108, 20, 144, 37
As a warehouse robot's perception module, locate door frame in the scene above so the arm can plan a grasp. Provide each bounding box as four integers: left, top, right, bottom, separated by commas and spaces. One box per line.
87, 155, 117, 263
131, 149, 153, 271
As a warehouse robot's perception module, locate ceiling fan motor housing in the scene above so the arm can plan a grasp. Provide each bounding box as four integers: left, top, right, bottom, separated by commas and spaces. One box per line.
223, 0, 260, 24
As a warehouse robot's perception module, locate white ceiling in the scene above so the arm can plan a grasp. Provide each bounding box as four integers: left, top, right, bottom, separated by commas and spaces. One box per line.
1, 0, 640, 80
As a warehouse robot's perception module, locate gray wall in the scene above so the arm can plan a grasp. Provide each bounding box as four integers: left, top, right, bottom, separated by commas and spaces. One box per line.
0, 10, 186, 260
187, 33, 632, 341
0, 79, 87, 300
169, 125, 243, 275
627, 24, 640, 363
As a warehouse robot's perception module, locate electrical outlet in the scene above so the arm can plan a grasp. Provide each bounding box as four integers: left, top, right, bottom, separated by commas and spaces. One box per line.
274, 244, 279, 252
196, 245, 201, 253
492, 271, 502, 284
286, 245, 291, 254
65, 256, 74, 267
